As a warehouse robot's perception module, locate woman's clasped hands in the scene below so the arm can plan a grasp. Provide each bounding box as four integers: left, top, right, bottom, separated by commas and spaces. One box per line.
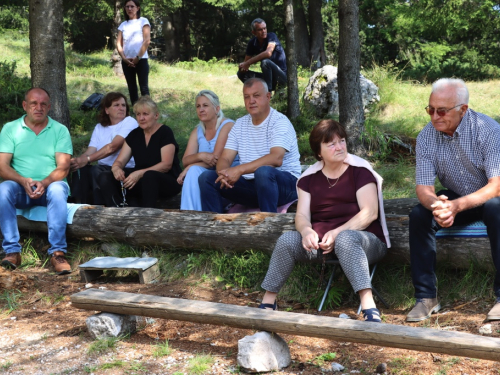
301, 227, 340, 254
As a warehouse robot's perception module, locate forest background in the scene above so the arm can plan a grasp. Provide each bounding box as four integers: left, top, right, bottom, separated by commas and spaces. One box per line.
4, 0, 500, 82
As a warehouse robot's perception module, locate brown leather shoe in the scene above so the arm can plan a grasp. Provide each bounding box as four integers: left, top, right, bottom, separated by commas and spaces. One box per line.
486, 299, 500, 321
406, 298, 441, 322
50, 251, 71, 275
1, 252, 22, 270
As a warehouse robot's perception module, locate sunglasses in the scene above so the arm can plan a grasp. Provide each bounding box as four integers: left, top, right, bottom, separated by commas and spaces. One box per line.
425, 104, 464, 117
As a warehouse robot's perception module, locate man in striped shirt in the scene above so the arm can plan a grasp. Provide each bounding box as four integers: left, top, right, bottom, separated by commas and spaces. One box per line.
407, 78, 500, 323
199, 78, 301, 213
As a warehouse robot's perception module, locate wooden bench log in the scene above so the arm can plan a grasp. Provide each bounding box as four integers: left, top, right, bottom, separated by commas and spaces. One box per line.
71, 289, 500, 362
15, 199, 493, 269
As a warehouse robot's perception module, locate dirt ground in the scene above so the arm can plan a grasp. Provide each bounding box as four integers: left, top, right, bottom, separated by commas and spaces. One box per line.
1, 265, 500, 375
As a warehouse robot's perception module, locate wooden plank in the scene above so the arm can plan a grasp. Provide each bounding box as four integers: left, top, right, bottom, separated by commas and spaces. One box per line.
71, 289, 500, 362
139, 263, 160, 284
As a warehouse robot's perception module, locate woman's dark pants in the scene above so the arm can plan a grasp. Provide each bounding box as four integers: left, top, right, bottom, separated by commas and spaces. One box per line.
122, 58, 150, 104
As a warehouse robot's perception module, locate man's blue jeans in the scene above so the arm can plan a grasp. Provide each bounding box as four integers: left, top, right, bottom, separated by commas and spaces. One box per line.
409, 189, 500, 299
0, 180, 69, 255
199, 166, 297, 213
237, 59, 287, 91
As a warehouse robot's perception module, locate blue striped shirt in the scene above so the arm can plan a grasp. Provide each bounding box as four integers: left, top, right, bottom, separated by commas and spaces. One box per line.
416, 109, 500, 196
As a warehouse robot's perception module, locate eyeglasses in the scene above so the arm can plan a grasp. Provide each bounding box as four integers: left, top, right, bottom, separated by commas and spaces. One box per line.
425, 104, 464, 117
125, 5, 136, 8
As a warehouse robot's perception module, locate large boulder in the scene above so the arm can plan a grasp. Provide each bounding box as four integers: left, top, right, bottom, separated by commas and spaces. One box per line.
237, 331, 291, 373
303, 65, 380, 117
86, 312, 137, 339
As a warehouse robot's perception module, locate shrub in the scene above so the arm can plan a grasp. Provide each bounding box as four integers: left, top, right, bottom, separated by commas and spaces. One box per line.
0, 6, 29, 32
0, 60, 31, 126
400, 42, 500, 83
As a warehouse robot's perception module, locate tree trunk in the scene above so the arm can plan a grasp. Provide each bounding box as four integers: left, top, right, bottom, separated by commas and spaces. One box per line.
293, 0, 311, 67
162, 13, 180, 62
284, 0, 300, 119
309, 0, 326, 69
338, 0, 365, 156
14, 200, 495, 270
111, 0, 123, 76
29, 0, 70, 129
181, 1, 191, 60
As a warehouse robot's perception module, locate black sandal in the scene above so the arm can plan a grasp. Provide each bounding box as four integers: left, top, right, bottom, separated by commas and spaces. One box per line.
362, 308, 381, 322
258, 300, 277, 310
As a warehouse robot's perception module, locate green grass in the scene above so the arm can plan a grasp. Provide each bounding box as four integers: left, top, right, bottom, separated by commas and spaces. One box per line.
0, 360, 13, 371
311, 352, 336, 367
374, 159, 417, 199
19, 238, 41, 269
0, 290, 23, 314
99, 360, 126, 370
186, 354, 215, 375
388, 356, 417, 374
87, 335, 126, 355
152, 339, 173, 358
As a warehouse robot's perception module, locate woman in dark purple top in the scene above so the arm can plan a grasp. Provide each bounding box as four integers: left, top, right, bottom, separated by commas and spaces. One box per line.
98, 96, 181, 208
259, 120, 388, 322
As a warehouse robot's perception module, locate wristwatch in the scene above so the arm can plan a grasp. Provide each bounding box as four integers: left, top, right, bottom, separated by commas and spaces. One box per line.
87, 155, 91, 164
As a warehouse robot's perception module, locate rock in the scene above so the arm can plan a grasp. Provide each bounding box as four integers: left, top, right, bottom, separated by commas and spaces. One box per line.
479, 324, 492, 335
86, 313, 137, 339
331, 362, 345, 371
339, 313, 351, 319
303, 65, 380, 117
237, 331, 291, 373
375, 362, 387, 373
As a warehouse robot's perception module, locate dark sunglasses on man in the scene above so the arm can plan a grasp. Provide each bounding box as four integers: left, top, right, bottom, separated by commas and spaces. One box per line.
425, 104, 464, 117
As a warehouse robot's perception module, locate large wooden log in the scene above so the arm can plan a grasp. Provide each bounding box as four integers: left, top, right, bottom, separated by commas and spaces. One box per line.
71, 289, 500, 362
15, 199, 493, 269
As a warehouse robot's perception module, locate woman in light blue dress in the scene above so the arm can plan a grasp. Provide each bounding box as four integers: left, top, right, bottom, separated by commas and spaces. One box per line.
178, 90, 239, 210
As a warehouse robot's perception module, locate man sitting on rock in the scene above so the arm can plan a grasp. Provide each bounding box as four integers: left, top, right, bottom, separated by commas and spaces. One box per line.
199, 78, 300, 213
407, 78, 500, 322
0, 88, 73, 275
237, 18, 287, 92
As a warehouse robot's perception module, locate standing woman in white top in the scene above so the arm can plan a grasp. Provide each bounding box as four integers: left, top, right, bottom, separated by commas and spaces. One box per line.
70, 92, 138, 204
117, 0, 151, 104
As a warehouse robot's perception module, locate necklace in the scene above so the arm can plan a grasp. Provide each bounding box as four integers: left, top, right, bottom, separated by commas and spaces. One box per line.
324, 165, 346, 188
325, 174, 341, 188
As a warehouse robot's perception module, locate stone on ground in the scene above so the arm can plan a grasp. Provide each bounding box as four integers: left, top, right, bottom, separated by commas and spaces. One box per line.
237, 331, 291, 373
86, 312, 137, 339
331, 362, 345, 371
303, 65, 379, 117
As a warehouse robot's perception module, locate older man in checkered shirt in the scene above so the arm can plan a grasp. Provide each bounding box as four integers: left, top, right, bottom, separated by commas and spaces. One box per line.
407, 78, 500, 323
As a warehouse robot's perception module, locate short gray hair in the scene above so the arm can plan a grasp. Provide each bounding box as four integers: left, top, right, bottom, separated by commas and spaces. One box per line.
251, 18, 265, 31
133, 95, 159, 114
431, 78, 469, 106
243, 77, 268, 93
195, 90, 224, 134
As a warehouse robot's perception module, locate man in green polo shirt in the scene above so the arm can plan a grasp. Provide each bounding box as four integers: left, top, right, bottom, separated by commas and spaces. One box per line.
0, 88, 73, 275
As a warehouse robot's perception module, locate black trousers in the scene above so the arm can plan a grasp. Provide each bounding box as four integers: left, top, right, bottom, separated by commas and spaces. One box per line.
97, 169, 181, 208
237, 59, 287, 91
70, 164, 111, 205
122, 58, 150, 104
409, 189, 500, 299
